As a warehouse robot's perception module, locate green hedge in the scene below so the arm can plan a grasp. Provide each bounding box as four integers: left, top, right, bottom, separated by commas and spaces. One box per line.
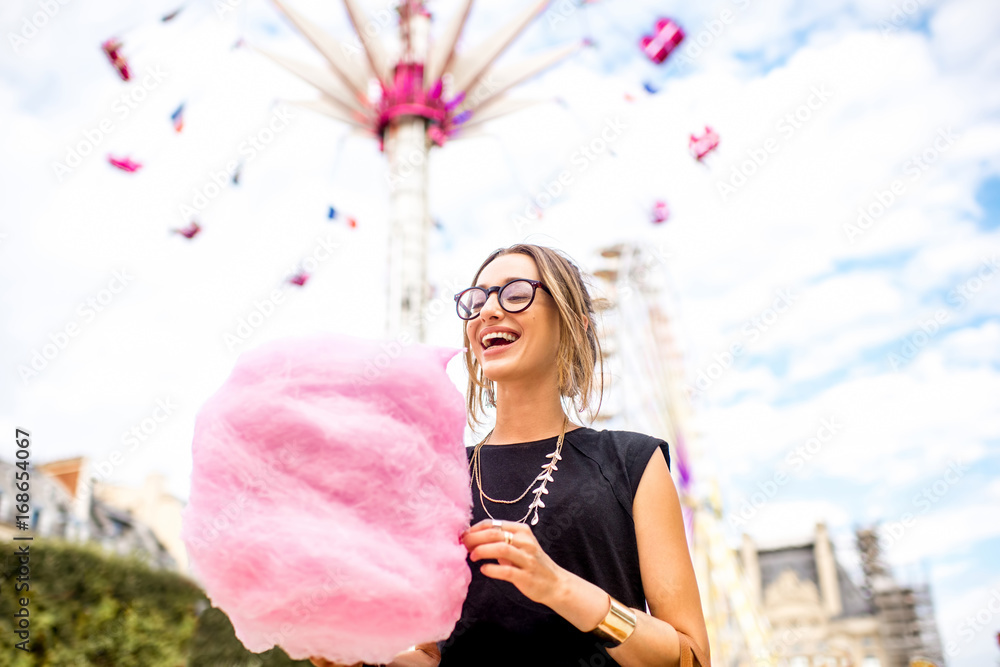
0, 539, 311, 666
187, 606, 315, 667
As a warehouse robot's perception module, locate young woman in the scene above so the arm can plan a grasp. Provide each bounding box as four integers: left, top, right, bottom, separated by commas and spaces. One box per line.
311, 244, 710, 667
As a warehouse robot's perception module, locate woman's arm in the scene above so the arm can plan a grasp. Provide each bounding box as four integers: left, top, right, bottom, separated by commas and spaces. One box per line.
545, 572, 683, 664
465, 444, 711, 666
626, 446, 710, 664
542, 447, 710, 666
387, 642, 441, 667
309, 642, 440, 667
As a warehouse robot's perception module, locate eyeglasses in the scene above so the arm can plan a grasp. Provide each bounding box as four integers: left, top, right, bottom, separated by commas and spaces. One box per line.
454, 279, 552, 320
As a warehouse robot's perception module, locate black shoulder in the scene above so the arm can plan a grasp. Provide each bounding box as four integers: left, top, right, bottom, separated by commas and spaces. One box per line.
567, 428, 671, 518
620, 430, 670, 473
608, 430, 671, 502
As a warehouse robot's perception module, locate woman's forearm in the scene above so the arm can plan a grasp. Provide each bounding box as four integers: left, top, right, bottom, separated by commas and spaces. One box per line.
545, 567, 681, 667
386, 647, 439, 667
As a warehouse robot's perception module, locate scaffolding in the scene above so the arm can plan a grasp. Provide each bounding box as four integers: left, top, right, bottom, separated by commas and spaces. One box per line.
855, 527, 946, 667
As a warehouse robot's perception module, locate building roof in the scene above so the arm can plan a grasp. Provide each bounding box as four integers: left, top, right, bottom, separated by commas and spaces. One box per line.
836, 560, 875, 618
757, 541, 874, 619
759, 544, 818, 594
38, 457, 88, 498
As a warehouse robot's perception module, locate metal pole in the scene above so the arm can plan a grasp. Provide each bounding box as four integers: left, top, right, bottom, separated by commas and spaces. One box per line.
385, 2, 431, 343
385, 119, 429, 342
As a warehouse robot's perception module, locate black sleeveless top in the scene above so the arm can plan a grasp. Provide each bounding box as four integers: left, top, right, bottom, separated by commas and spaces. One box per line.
436, 426, 672, 667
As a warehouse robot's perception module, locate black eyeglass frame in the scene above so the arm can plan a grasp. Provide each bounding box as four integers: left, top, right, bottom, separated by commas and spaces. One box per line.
454, 279, 553, 320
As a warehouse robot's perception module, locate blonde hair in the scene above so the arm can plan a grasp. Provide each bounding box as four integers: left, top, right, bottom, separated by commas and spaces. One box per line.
460, 244, 606, 431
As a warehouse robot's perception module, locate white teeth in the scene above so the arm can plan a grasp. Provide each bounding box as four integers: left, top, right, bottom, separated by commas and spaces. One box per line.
482, 331, 520, 348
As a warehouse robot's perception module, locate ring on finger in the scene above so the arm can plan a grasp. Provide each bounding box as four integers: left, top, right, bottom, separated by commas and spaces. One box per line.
491, 519, 503, 530
502, 530, 513, 546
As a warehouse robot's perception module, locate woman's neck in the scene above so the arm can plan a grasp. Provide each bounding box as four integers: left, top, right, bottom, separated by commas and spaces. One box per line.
488, 377, 578, 444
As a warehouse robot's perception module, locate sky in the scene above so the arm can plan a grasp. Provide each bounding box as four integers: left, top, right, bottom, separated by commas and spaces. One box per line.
2, 0, 999, 664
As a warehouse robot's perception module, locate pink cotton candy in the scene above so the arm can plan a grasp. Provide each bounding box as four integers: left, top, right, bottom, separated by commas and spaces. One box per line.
181, 333, 473, 664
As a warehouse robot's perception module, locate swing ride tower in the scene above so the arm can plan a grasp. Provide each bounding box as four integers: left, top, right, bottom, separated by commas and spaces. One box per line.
261, 0, 582, 342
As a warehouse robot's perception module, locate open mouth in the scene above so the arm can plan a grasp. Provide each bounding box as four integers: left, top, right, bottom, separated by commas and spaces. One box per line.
482, 332, 520, 354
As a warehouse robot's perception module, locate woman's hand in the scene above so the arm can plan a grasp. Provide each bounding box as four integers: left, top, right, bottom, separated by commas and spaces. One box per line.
460, 519, 567, 607
308, 644, 440, 667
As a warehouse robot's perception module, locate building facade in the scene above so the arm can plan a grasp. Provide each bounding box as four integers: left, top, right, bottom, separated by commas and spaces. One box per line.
0, 456, 176, 570
93, 472, 188, 573
740, 522, 889, 667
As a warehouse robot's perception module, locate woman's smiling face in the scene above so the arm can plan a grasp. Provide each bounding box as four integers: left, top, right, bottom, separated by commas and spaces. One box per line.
467, 253, 561, 385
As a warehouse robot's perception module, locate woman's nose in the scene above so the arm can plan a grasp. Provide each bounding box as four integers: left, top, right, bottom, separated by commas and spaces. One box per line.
479, 291, 503, 318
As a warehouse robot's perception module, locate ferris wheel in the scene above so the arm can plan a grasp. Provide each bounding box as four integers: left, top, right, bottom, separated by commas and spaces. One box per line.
592, 242, 780, 667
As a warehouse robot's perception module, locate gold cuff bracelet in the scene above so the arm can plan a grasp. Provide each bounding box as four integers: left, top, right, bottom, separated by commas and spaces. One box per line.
590, 593, 637, 646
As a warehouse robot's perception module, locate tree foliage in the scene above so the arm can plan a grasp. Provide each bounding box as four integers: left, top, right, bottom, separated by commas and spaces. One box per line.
0, 539, 310, 666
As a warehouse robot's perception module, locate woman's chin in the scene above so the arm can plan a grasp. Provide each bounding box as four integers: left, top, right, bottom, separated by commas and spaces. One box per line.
481, 356, 516, 378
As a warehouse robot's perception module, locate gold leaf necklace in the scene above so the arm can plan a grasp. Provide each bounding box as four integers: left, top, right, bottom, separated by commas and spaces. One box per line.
468, 415, 567, 526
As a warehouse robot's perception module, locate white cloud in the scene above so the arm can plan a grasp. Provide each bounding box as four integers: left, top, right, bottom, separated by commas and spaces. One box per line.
738, 499, 854, 550
881, 500, 1000, 566
931, 557, 977, 580
929, 0, 1000, 70
936, 572, 1000, 666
